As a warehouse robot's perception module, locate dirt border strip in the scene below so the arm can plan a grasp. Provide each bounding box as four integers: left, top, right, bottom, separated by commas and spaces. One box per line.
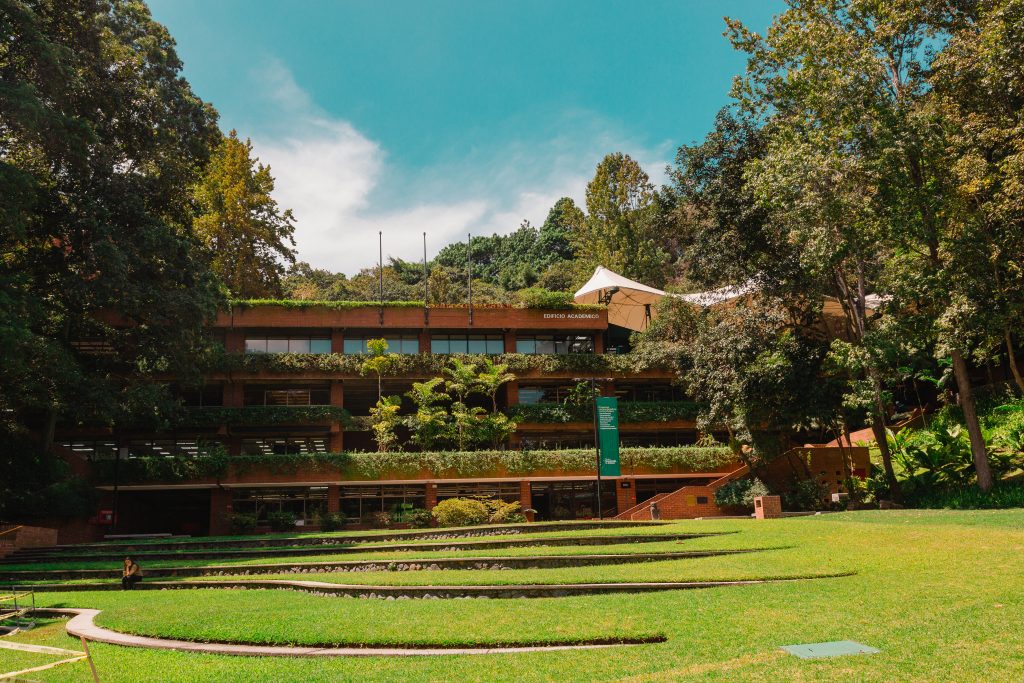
27, 572, 854, 598
32, 609, 665, 657
3, 547, 778, 582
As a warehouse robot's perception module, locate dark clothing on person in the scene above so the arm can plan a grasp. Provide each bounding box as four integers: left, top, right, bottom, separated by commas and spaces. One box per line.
121, 560, 142, 590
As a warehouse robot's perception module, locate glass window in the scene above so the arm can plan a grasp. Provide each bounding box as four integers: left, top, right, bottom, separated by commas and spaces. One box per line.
344, 338, 364, 354
266, 338, 289, 353
345, 336, 418, 355
245, 338, 267, 353
518, 387, 546, 404
288, 338, 310, 353
431, 335, 502, 354
516, 335, 594, 355
310, 338, 331, 354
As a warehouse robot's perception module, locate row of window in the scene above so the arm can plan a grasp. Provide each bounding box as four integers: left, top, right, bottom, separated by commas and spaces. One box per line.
243, 334, 595, 355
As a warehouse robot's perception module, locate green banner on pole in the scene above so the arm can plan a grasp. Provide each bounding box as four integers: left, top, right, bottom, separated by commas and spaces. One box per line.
596, 396, 621, 476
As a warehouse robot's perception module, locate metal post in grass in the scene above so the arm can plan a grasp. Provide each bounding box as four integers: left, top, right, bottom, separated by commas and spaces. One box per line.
591, 377, 602, 519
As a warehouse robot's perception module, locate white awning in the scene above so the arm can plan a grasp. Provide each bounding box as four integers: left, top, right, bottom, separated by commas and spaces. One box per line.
573, 267, 668, 331
573, 266, 754, 331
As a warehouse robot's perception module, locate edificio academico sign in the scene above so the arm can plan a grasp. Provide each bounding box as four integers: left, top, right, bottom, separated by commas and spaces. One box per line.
542, 313, 601, 319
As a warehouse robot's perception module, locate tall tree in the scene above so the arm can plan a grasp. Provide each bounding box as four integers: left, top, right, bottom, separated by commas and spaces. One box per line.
571, 153, 672, 287
0, 0, 222, 455
721, 0, 1007, 491
194, 130, 296, 298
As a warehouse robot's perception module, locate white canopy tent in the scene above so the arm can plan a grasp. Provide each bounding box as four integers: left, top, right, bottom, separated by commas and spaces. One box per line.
573, 266, 753, 331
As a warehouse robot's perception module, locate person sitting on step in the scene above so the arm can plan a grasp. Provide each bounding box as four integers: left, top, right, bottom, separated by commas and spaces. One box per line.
121, 557, 142, 590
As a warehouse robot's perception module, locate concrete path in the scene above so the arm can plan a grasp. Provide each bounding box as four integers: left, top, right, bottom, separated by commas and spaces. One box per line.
35, 609, 661, 657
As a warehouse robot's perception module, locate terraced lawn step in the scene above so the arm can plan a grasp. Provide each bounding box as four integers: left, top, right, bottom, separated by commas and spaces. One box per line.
34, 608, 666, 656
9, 521, 660, 560
28, 572, 853, 598
4, 532, 721, 566
1, 547, 770, 582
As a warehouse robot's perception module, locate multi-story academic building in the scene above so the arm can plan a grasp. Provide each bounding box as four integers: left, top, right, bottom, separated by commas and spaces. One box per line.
55, 268, 868, 538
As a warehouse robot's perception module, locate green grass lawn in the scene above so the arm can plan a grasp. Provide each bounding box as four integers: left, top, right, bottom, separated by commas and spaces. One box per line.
2, 509, 1023, 681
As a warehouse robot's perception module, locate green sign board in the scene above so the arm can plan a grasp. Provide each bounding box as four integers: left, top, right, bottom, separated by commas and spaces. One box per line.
596, 396, 621, 476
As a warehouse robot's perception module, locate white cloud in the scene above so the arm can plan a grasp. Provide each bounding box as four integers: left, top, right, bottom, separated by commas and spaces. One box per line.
245, 61, 672, 274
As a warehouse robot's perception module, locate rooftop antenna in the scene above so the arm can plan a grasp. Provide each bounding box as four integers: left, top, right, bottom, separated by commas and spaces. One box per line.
378, 230, 384, 326
467, 232, 473, 326
423, 232, 429, 326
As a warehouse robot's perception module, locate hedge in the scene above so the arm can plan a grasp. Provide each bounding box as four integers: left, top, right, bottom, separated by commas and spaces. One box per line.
204, 352, 669, 375
508, 401, 702, 424
178, 406, 352, 428
90, 446, 736, 484
230, 299, 604, 312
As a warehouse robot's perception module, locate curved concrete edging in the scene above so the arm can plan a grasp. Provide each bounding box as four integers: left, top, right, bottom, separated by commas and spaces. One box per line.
29, 572, 854, 598
33, 608, 665, 657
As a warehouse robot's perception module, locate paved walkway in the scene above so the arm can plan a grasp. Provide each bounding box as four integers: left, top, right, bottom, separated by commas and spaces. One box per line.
35, 609, 661, 657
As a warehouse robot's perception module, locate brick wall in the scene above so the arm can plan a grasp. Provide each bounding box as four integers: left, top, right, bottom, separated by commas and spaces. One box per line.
0, 525, 59, 557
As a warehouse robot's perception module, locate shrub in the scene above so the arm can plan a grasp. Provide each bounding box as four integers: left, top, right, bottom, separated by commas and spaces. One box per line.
318, 512, 346, 531
487, 500, 527, 524
431, 497, 490, 527
266, 511, 297, 531
714, 478, 769, 510
783, 479, 830, 511
370, 511, 392, 529
229, 513, 258, 534
406, 508, 434, 528
908, 481, 1024, 509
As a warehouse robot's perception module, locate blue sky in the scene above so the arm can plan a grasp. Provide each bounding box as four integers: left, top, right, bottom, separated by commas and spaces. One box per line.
150, 0, 783, 273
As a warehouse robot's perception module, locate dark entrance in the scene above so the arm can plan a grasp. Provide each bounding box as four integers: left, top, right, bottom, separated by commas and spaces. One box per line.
530, 481, 616, 520
113, 490, 211, 535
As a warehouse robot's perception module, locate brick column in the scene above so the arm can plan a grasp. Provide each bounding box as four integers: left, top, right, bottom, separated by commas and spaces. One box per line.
224, 329, 245, 353
209, 488, 233, 536
331, 329, 345, 354
425, 482, 438, 511
754, 495, 782, 519
419, 330, 431, 354
506, 381, 519, 406
327, 485, 340, 514
503, 330, 517, 353
616, 478, 636, 514
519, 481, 534, 521
593, 332, 604, 354
329, 380, 344, 452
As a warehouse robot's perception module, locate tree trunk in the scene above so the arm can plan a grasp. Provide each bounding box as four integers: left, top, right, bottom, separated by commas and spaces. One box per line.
868, 372, 901, 502
1006, 329, 1024, 393
950, 349, 994, 492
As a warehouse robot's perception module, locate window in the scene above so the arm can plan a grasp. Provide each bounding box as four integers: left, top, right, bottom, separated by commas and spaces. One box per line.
430, 335, 503, 354
245, 337, 331, 354
343, 336, 419, 355
517, 384, 577, 404
232, 487, 328, 523
243, 384, 331, 406
339, 484, 426, 522
241, 437, 329, 455
515, 335, 594, 354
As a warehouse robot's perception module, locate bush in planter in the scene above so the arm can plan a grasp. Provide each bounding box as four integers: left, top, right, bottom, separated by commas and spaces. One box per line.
229, 513, 258, 534
431, 497, 489, 527
318, 512, 346, 531
487, 500, 527, 524
266, 511, 297, 531
406, 508, 433, 528
370, 511, 392, 529
714, 478, 770, 511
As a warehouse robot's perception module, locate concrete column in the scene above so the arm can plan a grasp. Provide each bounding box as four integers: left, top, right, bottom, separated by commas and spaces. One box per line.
519, 480, 534, 521
209, 488, 233, 536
